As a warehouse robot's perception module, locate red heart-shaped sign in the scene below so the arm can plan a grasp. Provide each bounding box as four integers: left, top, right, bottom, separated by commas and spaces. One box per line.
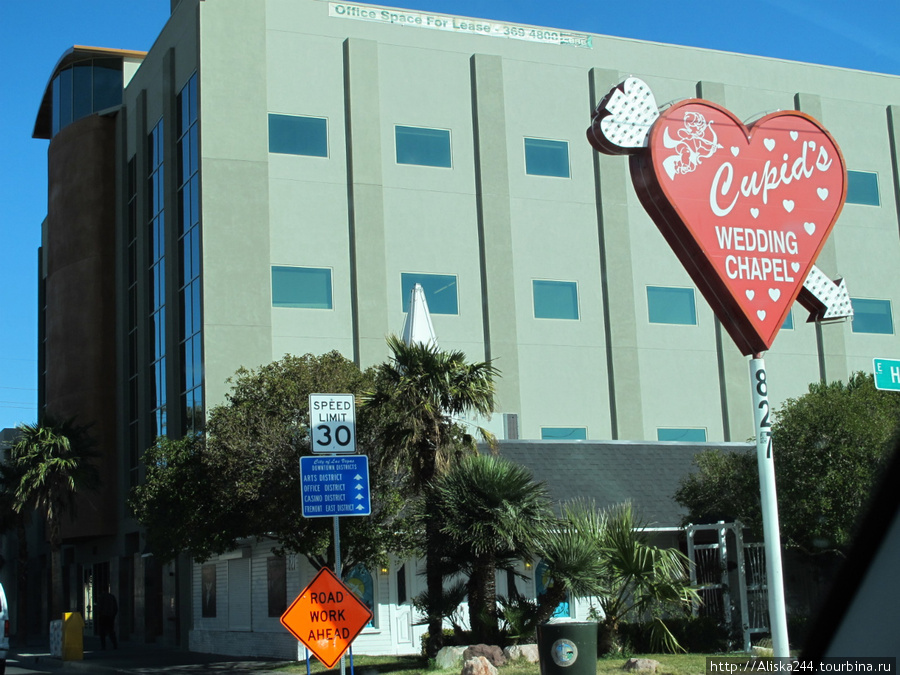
631, 100, 846, 355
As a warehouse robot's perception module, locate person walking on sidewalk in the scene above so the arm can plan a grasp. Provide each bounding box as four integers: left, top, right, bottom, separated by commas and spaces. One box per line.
96, 590, 119, 650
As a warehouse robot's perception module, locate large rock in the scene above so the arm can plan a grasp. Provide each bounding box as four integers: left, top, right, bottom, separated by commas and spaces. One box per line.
623, 657, 661, 673
464, 644, 507, 667
461, 656, 498, 675
435, 646, 468, 669
504, 644, 540, 663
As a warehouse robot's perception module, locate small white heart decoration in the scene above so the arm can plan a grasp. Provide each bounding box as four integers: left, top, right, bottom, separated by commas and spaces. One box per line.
746, 290, 755, 300
757, 310, 767, 321
817, 187, 829, 201
791, 262, 800, 273
804, 222, 816, 235
790, 131, 799, 141
731, 146, 740, 157
768, 288, 781, 301
764, 138, 776, 151
750, 208, 759, 219
783, 200, 795, 213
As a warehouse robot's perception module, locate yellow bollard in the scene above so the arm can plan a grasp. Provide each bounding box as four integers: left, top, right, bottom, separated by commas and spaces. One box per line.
62, 612, 84, 661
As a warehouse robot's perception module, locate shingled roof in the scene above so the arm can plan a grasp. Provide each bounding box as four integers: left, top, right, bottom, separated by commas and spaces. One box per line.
489, 440, 754, 529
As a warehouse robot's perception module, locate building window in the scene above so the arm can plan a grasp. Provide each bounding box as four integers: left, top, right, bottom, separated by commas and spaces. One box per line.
846, 170, 880, 206
524, 138, 570, 178
343, 565, 376, 628
657, 428, 708, 442
51, 57, 123, 137
647, 286, 697, 325
396, 564, 407, 605
395, 125, 451, 168
148, 119, 167, 439
401, 273, 458, 315
178, 73, 204, 434
267, 557, 287, 618
272, 266, 333, 309
201, 564, 217, 618
541, 427, 587, 440
533, 280, 579, 320
268, 114, 328, 157
782, 311, 794, 330
851, 298, 894, 334
535, 560, 571, 618
126, 156, 140, 488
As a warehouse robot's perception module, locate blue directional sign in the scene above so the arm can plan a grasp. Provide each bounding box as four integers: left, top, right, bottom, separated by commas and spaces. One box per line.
300, 455, 371, 518
873, 358, 900, 392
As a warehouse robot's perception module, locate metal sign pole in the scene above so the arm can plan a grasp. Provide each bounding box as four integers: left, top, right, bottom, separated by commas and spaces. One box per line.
334, 497, 345, 675
750, 355, 790, 657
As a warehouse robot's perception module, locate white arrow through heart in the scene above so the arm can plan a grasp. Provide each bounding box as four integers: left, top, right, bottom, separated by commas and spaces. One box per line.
800, 265, 854, 321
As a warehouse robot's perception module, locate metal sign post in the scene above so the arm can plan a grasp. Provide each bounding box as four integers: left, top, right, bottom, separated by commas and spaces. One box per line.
750, 356, 790, 657
588, 77, 852, 659
303, 394, 365, 675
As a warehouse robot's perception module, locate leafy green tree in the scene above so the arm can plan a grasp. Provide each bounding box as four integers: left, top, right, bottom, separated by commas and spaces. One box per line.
128, 434, 225, 563
363, 335, 498, 657
10, 417, 99, 620
130, 351, 416, 571
676, 372, 900, 555
431, 454, 552, 643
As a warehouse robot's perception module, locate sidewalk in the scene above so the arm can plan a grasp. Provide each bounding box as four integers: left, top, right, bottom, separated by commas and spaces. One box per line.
11, 635, 297, 674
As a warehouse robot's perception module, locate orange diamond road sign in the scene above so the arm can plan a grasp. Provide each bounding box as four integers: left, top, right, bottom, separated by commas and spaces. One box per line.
280, 566, 373, 667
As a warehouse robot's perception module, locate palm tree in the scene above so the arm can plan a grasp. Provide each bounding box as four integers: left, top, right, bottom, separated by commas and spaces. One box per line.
432, 454, 552, 643
10, 418, 99, 620
363, 335, 498, 656
533, 500, 609, 624
592, 502, 700, 653
534, 501, 698, 653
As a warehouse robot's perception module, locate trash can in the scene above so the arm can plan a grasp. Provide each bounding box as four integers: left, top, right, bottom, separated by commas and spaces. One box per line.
537, 619, 598, 675
61, 612, 84, 661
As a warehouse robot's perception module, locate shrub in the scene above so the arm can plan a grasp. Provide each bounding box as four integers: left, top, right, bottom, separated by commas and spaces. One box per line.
419, 629, 457, 656
614, 616, 729, 654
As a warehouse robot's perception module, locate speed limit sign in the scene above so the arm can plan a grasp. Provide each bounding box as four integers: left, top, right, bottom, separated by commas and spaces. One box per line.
309, 394, 356, 453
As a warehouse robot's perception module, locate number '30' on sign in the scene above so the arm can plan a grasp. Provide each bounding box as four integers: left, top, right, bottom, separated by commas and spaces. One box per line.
309, 393, 356, 453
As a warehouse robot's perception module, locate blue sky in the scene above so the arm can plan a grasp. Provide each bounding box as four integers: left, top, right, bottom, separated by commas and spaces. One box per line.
1, 0, 899, 431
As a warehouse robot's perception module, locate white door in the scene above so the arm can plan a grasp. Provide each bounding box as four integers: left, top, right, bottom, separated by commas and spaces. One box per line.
394, 564, 414, 649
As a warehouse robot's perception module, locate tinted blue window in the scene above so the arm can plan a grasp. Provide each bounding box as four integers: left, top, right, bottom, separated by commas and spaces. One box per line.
268, 114, 328, 157
72, 63, 93, 120
395, 126, 451, 167
525, 138, 570, 177
846, 171, 880, 206
401, 273, 458, 315
851, 298, 894, 334
533, 280, 579, 320
92, 58, 123, 111
272, 267, 333, 309
782, 311, 794, 330
647, 286, 696, 325
657, 428, 707, 442
541, 427, 586, 440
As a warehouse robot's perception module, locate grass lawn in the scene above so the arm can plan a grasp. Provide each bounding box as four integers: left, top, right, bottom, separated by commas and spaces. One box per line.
271, 652, 715, 675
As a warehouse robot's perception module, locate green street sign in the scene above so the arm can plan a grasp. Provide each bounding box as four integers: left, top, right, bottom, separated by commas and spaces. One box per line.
873, 358, 900, 392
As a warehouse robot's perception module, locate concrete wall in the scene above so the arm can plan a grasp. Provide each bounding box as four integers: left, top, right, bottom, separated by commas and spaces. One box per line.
191, 0, 900, 445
